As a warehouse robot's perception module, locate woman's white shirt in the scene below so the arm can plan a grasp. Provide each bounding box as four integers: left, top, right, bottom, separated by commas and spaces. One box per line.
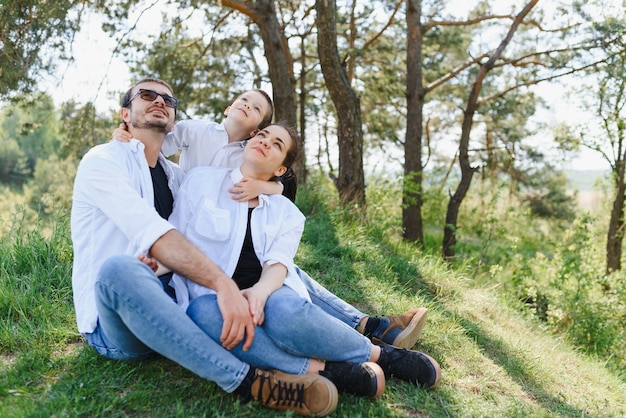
169, 166, 309, 310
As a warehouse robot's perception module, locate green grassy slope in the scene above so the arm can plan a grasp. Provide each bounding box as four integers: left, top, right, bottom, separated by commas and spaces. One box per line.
1, 188, 624, 417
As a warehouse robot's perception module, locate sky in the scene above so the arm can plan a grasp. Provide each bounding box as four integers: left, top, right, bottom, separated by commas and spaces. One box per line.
40, 2, 612, 172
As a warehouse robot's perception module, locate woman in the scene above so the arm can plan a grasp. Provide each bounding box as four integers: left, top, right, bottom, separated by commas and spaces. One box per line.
169, 122, 441, 399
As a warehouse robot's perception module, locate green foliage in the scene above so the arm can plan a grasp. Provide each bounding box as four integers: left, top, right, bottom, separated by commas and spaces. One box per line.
97, 2, 267, 120
59, 100, 117, 160
0, 208, 75, 355
0, 139, 29, 186
488, 212, 626, 372
522, 170, 577, 221
0, 94, 63, 186
0, 0, 82, 98
23, 155, 77, 216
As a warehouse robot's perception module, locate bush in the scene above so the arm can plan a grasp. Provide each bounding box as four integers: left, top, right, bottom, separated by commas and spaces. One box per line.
493, 214, 626, 373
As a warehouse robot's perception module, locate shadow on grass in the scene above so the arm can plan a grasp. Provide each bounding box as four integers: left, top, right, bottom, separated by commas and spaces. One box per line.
13, 346, 398, 417
455, 316, 592, 417
296, 195, 434, 317
5, 346, 260, 417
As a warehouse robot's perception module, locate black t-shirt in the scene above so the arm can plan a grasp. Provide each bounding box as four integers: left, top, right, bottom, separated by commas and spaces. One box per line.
150, 160, 176, 298
232, 208, 262, 289
150, 160, 174, 220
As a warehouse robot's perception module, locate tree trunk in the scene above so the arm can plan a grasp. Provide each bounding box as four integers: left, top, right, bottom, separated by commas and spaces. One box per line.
606, 161, 626, 273
442, 0, 538, 259
402, 0, 425, 245
220, 0, 305, 182
315, 0, 366, 205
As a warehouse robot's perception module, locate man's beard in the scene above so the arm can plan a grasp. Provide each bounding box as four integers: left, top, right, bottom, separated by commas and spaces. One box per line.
133, 119, 169, 133
130, 110, 171, 133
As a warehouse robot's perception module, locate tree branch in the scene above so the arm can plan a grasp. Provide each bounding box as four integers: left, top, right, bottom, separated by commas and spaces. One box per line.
477, 45, 626, 106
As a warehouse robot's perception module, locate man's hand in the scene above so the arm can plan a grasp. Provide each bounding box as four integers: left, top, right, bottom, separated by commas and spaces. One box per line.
215, 280, 255, 351
149, 230, 255, 350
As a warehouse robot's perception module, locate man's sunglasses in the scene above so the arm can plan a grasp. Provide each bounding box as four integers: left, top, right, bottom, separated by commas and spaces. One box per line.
129, 89, 179, 108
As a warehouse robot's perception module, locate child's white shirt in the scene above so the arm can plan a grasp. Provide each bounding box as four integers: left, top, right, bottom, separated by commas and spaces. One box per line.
162, 120, 245, 173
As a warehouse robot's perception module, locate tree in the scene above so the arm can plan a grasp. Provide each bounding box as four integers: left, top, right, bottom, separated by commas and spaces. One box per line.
219, 1, 303, 180
315, 0, 365, 204
0, 94, 63, 185
443, 1, 539, 259
59, 100, 117, 161
573, 11, 626, 273
403, 0, 425, 243
0, 0, 82, 98
603, 52, 626, 273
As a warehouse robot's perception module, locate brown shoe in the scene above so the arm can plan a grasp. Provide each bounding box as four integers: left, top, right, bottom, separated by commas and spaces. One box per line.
249, 369, 338, 416
371, 307, 428, 349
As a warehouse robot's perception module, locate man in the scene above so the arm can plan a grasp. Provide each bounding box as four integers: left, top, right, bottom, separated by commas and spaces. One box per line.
71, 78, 337, 416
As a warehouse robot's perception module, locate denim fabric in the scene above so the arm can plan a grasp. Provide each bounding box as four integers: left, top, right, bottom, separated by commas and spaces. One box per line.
187, 293, 311, 375
85, 254, 249, 393
296, 267, 364, 329
187, 286, 372, 373
263, 287, 372, 363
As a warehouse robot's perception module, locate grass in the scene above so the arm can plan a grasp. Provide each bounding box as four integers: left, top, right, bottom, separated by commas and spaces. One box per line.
1, 184, 625, 417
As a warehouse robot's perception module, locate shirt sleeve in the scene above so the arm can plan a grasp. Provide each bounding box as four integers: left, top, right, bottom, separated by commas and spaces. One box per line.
161, 133, 179, 157
258, 199, 305, 269
76, 149, 174, 254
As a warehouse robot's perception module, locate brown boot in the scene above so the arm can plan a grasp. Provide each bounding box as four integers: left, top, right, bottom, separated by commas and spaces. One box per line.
249, 369, 338, 416
370, 307, 428, 349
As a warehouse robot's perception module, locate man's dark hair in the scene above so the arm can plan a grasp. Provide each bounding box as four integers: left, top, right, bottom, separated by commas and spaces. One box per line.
121, 78, 175, 108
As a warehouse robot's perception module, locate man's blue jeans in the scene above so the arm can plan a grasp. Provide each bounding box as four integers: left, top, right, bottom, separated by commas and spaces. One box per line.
82, 255, 260, 392
187, 286, 373, 373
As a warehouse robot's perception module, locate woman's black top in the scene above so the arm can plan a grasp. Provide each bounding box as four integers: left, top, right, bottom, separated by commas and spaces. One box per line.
232, 208, 262, 289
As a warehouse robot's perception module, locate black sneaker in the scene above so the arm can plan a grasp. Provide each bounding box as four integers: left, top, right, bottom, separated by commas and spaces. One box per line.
320, 361, 385, 398
377, 345, 441, 389
249, 369, 338, 416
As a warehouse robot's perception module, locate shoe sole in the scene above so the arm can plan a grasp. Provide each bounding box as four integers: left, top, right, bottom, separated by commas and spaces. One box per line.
392, 307, 428, 349
363, 361, 386, 398
314, 376, 339, 416
420, 352, 442, 389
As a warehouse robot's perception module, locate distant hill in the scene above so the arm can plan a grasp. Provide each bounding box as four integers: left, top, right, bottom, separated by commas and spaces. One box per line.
565, 170, 609, 211
565, 169, 609, 192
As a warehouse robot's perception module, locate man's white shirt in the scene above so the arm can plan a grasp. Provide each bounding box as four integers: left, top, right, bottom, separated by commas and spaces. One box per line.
71, 139, 183, 333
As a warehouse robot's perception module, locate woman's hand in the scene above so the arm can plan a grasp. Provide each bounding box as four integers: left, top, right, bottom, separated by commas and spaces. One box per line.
241, 285, 271, 326
137, 253, 158, 272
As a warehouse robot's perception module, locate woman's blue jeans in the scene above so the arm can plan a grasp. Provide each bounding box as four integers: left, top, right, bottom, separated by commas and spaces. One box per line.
295, 266, 364, 329
187, 286, 373, 373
